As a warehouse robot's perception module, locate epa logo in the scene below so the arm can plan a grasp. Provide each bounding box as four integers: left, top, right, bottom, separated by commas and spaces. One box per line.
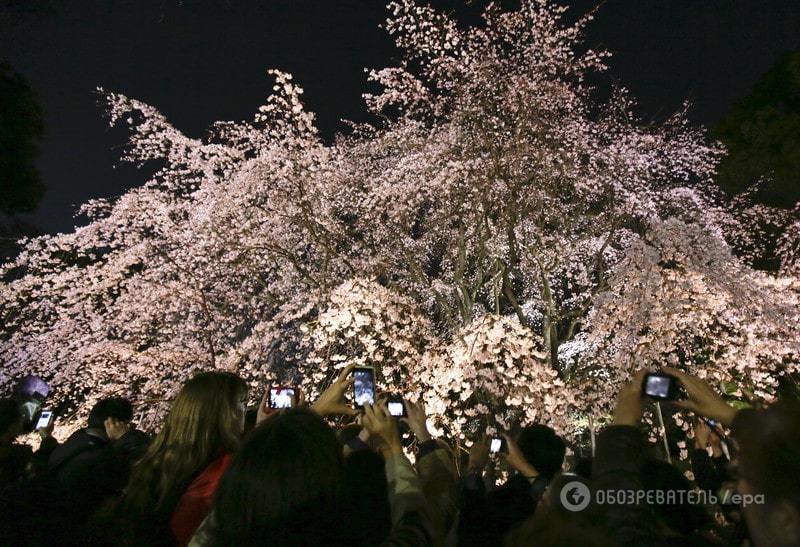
560, 481, 591, 512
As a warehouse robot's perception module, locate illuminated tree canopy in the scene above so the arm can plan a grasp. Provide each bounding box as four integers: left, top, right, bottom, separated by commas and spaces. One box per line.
1, 0, 798, 437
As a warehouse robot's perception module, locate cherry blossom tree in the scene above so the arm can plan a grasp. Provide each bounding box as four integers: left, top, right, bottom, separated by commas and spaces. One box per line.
777, 207, 800, 276
418, 314, 578, 440
578, 219, 800, 414
350, 0, 727, 369
1, 0, 798, 437
299, 277, 438, 397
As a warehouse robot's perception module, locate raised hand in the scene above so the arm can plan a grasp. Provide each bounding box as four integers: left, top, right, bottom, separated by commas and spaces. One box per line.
502, 434, 539, 479
256, 389, 278, 426
468, 433, 490, 475
694, 418, 711, 450
613, 369, 648, 426
694, 417, 725, 458
312, 363, 358, 417
662, 367, 737, 426
401, 398, 432, 443
362, 402, 402, 455
36, 416, 55, 441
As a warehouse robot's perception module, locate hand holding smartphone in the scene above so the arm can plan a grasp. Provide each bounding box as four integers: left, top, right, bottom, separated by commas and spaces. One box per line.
387, 395, 406, 417
268, 386, 297, 409
352, 367, 376, 409
703, 417, 726, 438
490, 436, 507, 454
36, 410, 54, 430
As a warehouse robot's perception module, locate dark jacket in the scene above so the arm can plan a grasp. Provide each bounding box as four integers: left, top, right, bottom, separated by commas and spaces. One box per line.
48, 428, 107, 474
416, 440, 459, 545
0, 442, 33, 489
0, 436, 65, 546
592, 425, 669, 547
42, 427, 149, 546
457, 469, 550, 546
49, 427, 147, 499
690, 448, 729, 494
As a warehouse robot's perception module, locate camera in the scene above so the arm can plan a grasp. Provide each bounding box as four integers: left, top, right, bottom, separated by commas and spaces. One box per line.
642, 372, 680, 401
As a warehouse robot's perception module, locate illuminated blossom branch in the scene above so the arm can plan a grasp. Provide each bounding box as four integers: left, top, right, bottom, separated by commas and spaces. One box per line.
1, 1, 797, 437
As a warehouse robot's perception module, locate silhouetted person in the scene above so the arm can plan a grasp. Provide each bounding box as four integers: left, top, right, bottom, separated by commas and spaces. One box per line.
44, 397, 148, 545
0, 397, 31, 489
459, 424, 566, 545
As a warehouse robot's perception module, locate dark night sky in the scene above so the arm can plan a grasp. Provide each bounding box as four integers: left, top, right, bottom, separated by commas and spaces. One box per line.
2, 0, 800, 235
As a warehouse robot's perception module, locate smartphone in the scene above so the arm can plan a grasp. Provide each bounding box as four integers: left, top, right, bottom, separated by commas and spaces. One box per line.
352, 367, 376, 408
36, 410, 54, 430
269, 387, 296, 409
703, 417, 726, 438
490, 437, 507, 454
642, 372, 680, 400
387, 395, 406, 417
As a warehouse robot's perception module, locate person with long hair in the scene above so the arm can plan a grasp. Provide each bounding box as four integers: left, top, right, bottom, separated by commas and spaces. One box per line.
120, 371, 247, 546
199, 407, 346, 546
190, 364, 435, 546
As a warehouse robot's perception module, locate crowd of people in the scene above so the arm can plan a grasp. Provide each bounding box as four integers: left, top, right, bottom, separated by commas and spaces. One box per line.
1, 364, 798, 546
